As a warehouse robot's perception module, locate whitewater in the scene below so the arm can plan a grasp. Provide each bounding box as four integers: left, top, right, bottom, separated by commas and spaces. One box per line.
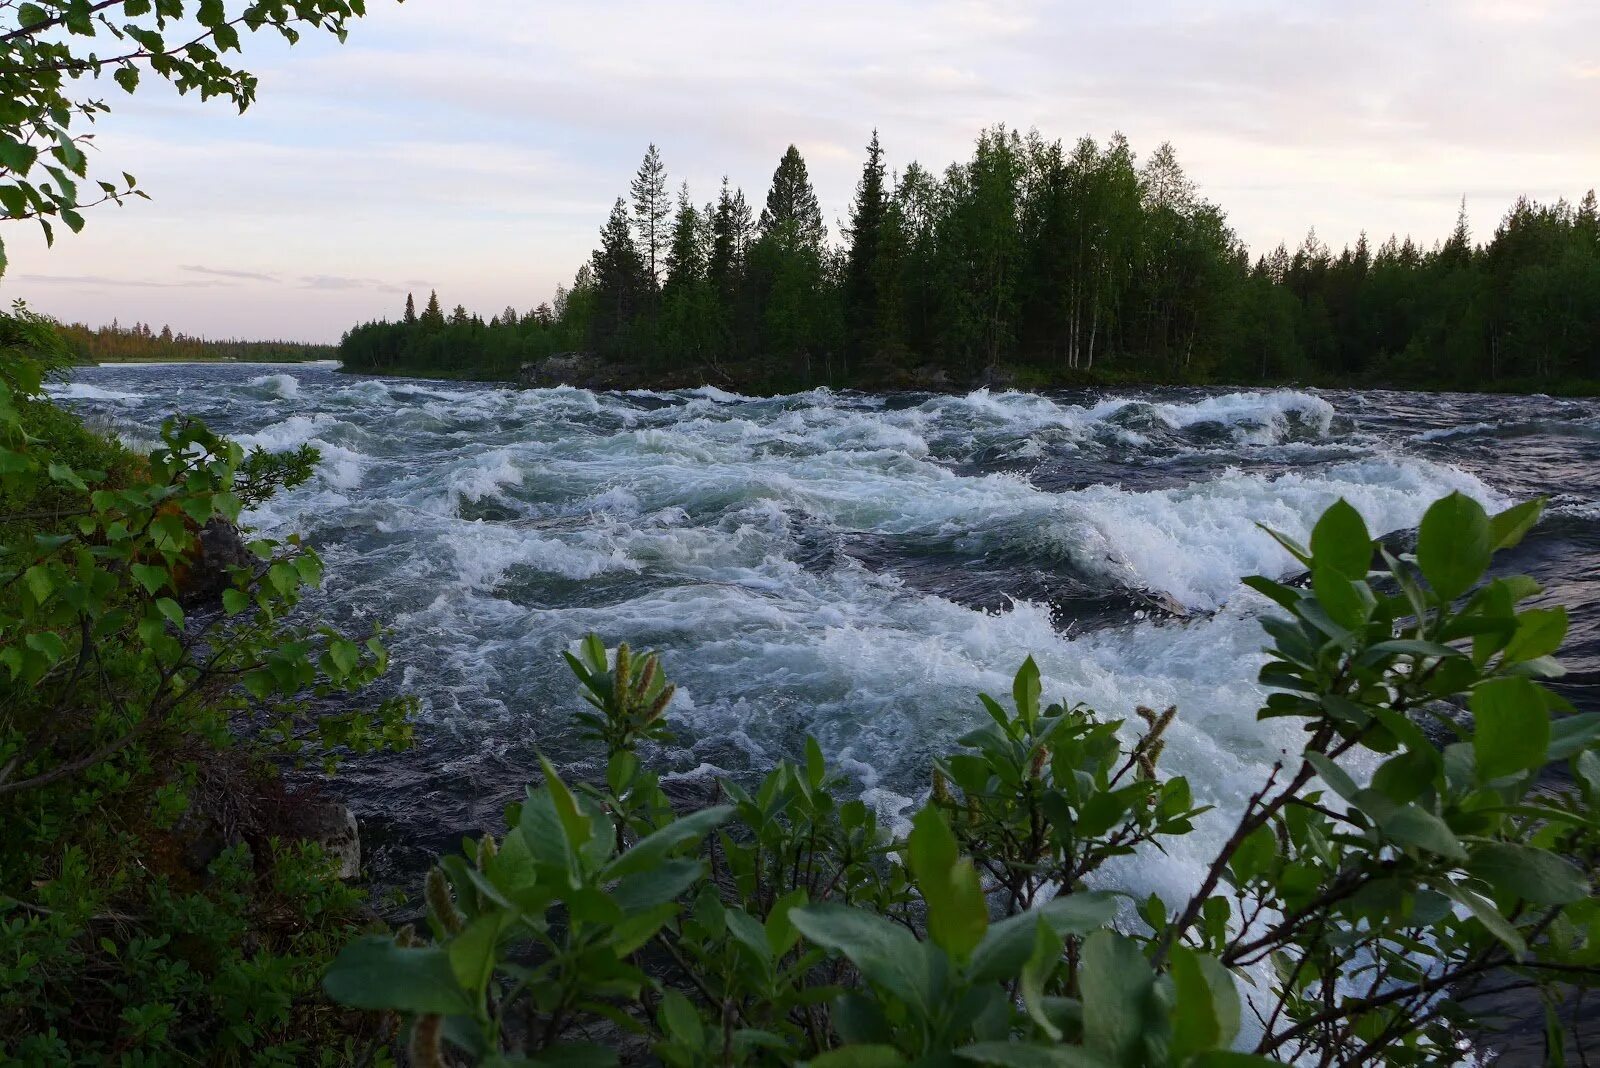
49, 365, 1600, 911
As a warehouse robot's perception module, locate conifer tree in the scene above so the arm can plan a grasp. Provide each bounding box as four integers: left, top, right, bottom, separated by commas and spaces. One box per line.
422, 290, 445, 329
592, 197, 647, 352
757, 145, 826, 252
844, 131, 890, 360
631, 144, 671, 288
404, 292, 417, 325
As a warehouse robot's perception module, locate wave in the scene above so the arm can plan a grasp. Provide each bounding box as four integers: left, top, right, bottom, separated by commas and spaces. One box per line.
44, 382, 145, 402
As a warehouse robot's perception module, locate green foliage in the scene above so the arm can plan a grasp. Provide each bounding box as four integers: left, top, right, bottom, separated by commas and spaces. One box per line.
340, 132, 1600, 393
0, 0, 379, 273
325, 489, 1600, 1064
1, 314, 414, 1059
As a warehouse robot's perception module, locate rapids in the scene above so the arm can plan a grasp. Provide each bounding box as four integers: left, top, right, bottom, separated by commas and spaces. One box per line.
49, 363, 1600, 906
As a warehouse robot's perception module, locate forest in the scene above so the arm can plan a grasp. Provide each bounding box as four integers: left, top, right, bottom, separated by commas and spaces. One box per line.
339, 128, 1600, 393
61, 319, 336, 363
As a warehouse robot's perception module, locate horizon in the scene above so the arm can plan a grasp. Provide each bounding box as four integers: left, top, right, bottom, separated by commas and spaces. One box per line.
3, 0, 1597, 344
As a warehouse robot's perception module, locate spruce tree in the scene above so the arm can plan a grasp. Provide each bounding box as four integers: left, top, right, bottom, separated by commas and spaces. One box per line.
592, 197, 647, 352
665, 183, 705, 287
630, 144, 671, 288
757, 145, 825, 252
404, 292, 417, 325
422, 290, 445, 329
844, 130, 889, 360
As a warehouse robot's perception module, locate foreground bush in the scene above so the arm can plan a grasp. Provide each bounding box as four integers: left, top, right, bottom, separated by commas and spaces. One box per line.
327, 491, 1600, 1065
1, 310, 413, 1062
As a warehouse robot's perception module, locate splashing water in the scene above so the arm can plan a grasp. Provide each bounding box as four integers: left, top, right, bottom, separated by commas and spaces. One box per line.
48, 366, 1600, 906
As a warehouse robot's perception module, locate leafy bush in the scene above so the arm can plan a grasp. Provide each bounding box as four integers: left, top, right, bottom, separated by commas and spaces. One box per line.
1, 311, 414, 1061
327, 493, 1600, 1065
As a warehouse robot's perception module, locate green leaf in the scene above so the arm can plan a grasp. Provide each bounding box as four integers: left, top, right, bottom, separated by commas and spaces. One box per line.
1467, 843, 1588, 906
1550, 714, 1600, 761
957, 1042, 1113, 1067
322, 935, 475, 1015
1020, 919, 1063, 1039
1168, 947, 1240, 1059
970, 893, 1120, 984
907, 806, 988, 962
1013, 656, 1041, 724
1079, 931, 1156, 1064
1502, 607, 1567, 665
1309, 498, 1372, 580
1489, 498, 1544, 551
23, 565, 53, 604
113, 65, 140, 93
1304, 752, 1359, 803
1416, 491, 1491, 600
1360, 793, 1465, 860
221, 587, 249, 615
790, 904, 929, 1012
1442, 883, 1526, 957
448, 911, 511, 997
603, 805, 733, 879
808, 1046, 908, 1067
1472, 676, 1550, 781
130, 562, 170, 595
328, 637, 359, 675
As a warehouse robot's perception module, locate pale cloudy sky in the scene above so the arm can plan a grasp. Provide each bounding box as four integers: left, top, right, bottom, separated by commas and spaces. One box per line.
3, 0, 1597, 342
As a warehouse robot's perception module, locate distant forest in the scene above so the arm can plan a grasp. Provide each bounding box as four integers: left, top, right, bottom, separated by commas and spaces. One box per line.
65, 320, 336, 364
339, 127, 1600, 393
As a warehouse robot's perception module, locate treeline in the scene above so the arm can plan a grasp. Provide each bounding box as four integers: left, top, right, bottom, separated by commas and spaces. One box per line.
63, 320, 337, 364
340, 127, 1600, 392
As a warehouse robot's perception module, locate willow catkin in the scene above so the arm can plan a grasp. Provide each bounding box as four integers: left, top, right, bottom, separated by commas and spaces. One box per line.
425, 868, 464, 935
646, 682, 675, 724
477, 833, 497, 871
632, 655, 658, 701
613, 642, 632, 697
409, 1015, 445, 1068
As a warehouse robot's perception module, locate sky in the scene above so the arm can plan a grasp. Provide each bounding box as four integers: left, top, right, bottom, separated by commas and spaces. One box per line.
3, 0, 1598, 343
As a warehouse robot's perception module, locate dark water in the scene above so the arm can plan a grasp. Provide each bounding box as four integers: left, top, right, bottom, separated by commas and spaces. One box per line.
51, 367, 1600, 977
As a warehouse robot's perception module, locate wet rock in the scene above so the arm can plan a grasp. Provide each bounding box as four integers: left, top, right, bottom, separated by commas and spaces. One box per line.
180, 517, 253, 608
293, 800, 361, 879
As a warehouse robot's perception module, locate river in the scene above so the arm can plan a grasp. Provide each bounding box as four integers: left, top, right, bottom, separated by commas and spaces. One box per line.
49, 363, 1600, 923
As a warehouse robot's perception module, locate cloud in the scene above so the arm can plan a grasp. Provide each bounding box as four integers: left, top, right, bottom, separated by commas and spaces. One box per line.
300, 274, 404, 293
4, 0, 1596, 342
182, 264, 279, 282
11, 273, 232, 289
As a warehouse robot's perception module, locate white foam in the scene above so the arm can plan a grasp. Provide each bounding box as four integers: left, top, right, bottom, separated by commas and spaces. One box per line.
248, 372, 300, 399
45, 382, 144, 402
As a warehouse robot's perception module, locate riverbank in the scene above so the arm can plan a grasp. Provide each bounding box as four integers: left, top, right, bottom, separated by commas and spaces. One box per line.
338, 349, 1600, 399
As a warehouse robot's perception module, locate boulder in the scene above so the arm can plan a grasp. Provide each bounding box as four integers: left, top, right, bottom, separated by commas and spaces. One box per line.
294, 799, 361, 879
180, 517, 253, 608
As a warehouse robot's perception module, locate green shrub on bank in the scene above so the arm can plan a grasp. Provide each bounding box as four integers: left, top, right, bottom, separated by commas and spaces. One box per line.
328, 493, 1600, 1065
1, 310, 414, 1062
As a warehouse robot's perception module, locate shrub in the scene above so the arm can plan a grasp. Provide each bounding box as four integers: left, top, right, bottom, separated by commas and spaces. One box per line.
1, 310, 414, 1061
327, 493, 1600, 1065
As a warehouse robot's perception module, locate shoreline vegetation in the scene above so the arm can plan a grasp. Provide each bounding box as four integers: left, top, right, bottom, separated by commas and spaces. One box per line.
62, 320, 337, 365
338, 128, 1600, 399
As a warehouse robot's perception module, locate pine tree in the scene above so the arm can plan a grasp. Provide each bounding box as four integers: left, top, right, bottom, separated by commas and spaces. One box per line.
844, 131, 890, 360
404, 292, 417, 325
757, 145, 825, 252
630, 144, 671, 288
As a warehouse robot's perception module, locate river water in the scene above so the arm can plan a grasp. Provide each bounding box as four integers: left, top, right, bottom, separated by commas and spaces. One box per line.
49, 364, 1600, 912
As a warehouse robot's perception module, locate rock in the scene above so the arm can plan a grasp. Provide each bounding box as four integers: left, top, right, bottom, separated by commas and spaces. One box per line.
295, 800, 361, 879
520, 351, 605, 388
180, 517, 253, 608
